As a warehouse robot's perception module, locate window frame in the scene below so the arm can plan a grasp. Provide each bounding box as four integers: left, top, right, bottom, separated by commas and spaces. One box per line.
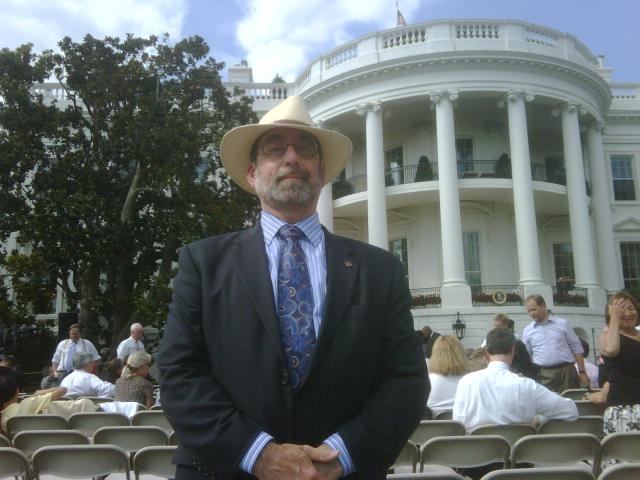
610, 154, 637, 202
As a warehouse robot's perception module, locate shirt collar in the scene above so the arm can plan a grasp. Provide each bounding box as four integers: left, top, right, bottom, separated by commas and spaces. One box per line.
260, 211, 323, 247
532, 315, 554, 328
488, 360, 510, 370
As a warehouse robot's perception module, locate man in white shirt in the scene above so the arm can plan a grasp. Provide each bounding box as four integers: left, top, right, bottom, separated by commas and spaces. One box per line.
116, 323, 145, 360
51, 324, 100, 377
60, 351, 115, 398
522, 294, 589, 392
453, 328, 578, 432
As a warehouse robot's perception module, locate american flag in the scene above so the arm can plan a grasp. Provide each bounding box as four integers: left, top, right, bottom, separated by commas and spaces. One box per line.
396, 0, 407, 27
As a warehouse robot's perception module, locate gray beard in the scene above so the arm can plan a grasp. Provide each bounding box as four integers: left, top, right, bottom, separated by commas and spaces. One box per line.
254, 169, 321, 209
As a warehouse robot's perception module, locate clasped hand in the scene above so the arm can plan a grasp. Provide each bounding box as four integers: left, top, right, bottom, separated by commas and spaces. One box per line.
253, 442, 343, 480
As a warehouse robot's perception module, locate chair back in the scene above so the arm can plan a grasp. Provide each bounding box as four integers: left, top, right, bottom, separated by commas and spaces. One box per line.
387, 473, 465, 479
561, 389, 589, 400
598, 463, 640, 480
79, 396, 114, 404
410, 420, 465, 446
131, 410, 172, 433
391, 441, 419, 473
470, 424, 537, 446
600, 431, 640, 464
420, 435, 510, 472
13, 429, 89, 458
511, 433, 600, 472
0, 434, 10, 447
539, 416, 604, 438
480, 466, 595, 479
133, 445, 178, 480
433, 410, 453, 420
94, 426, 168, 455
68, 412, 129, 437
6, 415, 68, 438
32, 444, 131, 479
0, 447, 30, 479
574, 401, 606, 416
169, 430, 179, 445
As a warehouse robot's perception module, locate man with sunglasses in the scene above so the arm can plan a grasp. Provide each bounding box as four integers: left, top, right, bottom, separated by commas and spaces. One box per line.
159, 96, 428, 480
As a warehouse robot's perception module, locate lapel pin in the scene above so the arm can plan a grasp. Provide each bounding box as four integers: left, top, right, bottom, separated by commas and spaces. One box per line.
344, 260, 353, 268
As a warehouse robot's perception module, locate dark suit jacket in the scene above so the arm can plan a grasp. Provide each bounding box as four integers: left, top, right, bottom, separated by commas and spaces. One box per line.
157, 223, 429, 479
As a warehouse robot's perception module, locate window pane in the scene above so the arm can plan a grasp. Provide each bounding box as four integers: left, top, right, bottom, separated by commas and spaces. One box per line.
611, 156, 636, 201
456, 138, 473, 162
463, 232, 481, 286
385, 146, 404, 185
553, 242, 575, 291
621, 242, 640, 289
389, 238, 408, 279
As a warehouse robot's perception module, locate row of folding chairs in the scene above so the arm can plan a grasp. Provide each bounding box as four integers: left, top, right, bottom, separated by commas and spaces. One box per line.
0, 444, 176, 480
387, 463, 640, 479
409, 418, 605, 449
5, 410, 172, 438
55, 395, 164, 410
393, 431, 640, 477
433, 400, 606, 421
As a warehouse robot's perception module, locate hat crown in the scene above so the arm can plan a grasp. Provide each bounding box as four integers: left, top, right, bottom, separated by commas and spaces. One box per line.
258, 96, 314, 127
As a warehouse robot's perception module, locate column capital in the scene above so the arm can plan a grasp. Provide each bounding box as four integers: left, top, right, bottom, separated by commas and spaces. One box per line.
429, 90, 458, 104
505, 90, 535, 103
591, 120, 606, 133
355, 101, 383, 116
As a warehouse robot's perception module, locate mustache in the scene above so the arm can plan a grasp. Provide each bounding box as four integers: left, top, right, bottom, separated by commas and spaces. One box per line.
275, 168, 310, 182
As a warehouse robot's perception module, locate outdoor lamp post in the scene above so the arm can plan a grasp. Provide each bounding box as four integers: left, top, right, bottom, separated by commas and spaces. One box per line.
452, 311, 466, 340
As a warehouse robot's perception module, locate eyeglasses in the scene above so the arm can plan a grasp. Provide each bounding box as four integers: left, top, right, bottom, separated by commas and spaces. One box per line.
257, 137, 319, 158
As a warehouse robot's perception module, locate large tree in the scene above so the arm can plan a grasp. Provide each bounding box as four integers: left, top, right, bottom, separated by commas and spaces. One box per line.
0, 34, 258, 355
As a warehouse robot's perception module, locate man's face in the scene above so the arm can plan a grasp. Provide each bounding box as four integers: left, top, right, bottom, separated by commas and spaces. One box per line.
69, 328, 80, 342
247, 127, 325, 214
132, 327, 144, 341
526, 299, 548, 323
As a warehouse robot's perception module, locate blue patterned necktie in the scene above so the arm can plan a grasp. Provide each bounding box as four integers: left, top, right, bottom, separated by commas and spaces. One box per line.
277, 224, 316, 391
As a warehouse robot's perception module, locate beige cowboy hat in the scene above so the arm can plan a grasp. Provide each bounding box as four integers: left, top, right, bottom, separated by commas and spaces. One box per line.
220, 95, 352, 193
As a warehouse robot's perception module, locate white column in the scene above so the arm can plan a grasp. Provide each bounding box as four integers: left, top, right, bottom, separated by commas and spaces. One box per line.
431, 91, 471, 307
587, 122, 622, 291
357, 102, 388, 249
561, 104, 599, 288
317, 184, 334, 232
505, 91, 544, 285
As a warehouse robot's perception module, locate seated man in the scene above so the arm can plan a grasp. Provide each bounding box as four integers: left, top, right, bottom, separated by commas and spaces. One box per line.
60, 352, 115, 398
454, 328, 578, 432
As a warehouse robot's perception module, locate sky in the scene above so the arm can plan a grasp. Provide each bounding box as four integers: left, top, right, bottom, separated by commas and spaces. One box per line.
1, 0, 638, 83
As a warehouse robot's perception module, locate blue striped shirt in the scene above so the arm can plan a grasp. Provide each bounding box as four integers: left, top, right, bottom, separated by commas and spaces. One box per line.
239, 211, 355, 476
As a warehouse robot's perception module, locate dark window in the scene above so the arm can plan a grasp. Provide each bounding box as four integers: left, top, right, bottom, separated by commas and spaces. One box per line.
463, 231, 481, 292
621, 242, 640, 288
611, 156, 636, 201
553, 242, 575, 292
389, 238, 408, 279
385, 146, 404, 185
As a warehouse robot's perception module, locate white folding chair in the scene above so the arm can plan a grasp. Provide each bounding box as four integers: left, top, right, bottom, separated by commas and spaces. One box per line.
67, 411, 129, 437
131, 410, 173, 433
480, 466, 595, 479
12, 429, 89, 459
470, 424, 537, 447
598, 462, 640, 480
420, 435, 511, 473
0, 447, 30, 480
539, 416, 604, 438
600, 431, 640, 464
511, 433, 600, 474
410, 420, 465, 446
6, 415, 68, 439
32, 444, 131, 480
561, 389, 590, 400
133, 445, 178, 480
0, 433, 10, 447
387, 473, 465, 479
94, 425, 168, 465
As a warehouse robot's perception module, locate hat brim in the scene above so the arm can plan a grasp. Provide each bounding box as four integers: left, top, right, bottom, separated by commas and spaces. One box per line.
220, 122, 353, 194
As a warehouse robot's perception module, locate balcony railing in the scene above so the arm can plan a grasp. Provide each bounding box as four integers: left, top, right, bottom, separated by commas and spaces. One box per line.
410, 287, 441, 309
471, 285, 524, 307
332, 160, 572, 199
552, 286, 589, 307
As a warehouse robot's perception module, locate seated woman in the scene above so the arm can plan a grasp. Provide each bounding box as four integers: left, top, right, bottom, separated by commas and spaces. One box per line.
427, 336, 468, 415
0, 367, 94, 435
114, 351, 154, 409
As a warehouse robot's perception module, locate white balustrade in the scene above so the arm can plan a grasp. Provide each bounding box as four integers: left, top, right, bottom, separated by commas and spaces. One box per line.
325, 44, 358, 69
382, 27, 427, 49
525, 27, 559, 47
455, 22, 500, 39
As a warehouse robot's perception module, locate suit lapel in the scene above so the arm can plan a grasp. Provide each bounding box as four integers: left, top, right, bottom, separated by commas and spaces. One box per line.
233, 224, 285, 364
313, 229, 359, 362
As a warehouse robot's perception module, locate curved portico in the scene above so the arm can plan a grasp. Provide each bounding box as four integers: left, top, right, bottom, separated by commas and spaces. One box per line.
292, 19, 613, 311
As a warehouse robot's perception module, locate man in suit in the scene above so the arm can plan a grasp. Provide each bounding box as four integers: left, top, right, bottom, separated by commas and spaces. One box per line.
158, 96, 428, 480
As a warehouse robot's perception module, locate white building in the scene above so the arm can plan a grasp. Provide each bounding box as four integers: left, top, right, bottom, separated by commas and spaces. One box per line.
226, 19, 640, 349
